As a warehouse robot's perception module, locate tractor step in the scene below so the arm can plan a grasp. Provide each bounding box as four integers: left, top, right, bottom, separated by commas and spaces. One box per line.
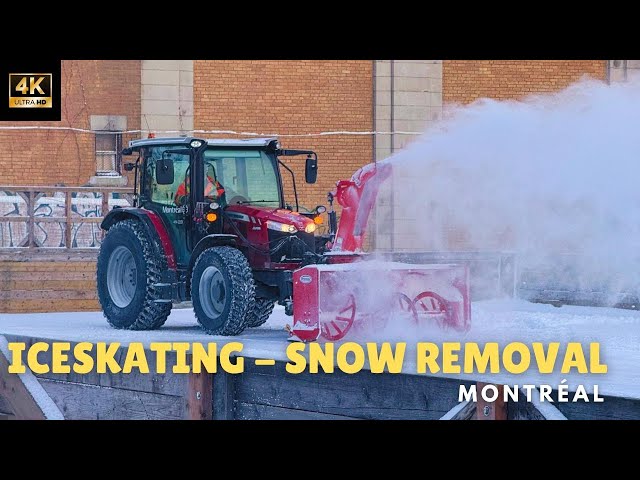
153, 279, 185, 303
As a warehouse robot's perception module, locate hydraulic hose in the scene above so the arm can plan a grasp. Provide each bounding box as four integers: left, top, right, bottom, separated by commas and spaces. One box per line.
221, 209, 317, 258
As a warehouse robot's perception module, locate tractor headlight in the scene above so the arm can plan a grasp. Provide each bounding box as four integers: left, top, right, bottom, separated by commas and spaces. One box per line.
190, 140, 203, 148
267, 220, 297, 233
304, 223, 316, 234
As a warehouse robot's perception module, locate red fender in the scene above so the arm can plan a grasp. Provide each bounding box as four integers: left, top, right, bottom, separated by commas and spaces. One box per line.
143, 210, 177, 270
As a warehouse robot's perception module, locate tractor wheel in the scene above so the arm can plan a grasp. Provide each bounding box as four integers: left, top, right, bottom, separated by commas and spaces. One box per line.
246, 298, 276, 328
191, 246, 255, 335
97, 219, 172, 330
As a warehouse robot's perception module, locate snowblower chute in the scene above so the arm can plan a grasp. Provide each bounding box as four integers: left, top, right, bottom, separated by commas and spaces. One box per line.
290, 162, 471, 342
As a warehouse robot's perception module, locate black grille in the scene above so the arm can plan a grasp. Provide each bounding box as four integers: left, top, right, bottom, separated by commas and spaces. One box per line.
268, 230, 315, 263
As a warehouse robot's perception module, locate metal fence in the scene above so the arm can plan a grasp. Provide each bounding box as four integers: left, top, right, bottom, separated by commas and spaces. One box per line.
0, 186, 133, 249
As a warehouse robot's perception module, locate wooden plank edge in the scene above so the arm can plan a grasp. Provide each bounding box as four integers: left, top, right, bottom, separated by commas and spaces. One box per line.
0, 335, 64, 420
236, 402, 359, 420
439, 400, 475, 420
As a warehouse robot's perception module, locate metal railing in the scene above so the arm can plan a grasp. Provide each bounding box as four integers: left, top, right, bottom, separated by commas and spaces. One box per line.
0, 186, 133, 249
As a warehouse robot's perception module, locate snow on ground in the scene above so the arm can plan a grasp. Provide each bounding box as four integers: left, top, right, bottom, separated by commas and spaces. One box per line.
387, 299, 640, 400
0, 300, 639, 400
0, 306, 293, 365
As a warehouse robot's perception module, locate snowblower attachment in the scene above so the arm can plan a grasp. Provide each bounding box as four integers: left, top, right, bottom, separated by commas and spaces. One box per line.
290, 162, 471, 342
292, 262, 470, 342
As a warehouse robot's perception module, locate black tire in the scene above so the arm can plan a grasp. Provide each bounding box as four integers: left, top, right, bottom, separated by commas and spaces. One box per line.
246, 297, 276, 328
97, 219, 172, 330
191, 246, 255, 335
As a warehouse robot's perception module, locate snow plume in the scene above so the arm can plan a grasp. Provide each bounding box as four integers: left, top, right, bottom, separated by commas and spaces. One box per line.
377, 75, 640, 303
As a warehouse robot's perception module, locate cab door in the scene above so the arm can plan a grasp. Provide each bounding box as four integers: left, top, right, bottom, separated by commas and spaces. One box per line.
141, 145, 192, 266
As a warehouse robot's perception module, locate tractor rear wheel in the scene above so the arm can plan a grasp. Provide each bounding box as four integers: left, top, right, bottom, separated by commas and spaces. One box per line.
97, 219, 172, 330
191, 246, 255, 335
246, 298, 276, 328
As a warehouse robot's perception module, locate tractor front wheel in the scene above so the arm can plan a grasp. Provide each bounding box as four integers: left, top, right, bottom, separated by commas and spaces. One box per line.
97, 219, 172, 330
191, 246, 255, 335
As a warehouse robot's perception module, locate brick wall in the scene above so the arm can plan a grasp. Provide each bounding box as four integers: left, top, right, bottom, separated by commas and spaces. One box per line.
0, 60, 141, 187
193, 61, 374, 213
443, 60, 607, 104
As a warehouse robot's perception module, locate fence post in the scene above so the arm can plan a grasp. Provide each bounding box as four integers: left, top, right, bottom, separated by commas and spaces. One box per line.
65, 191, 72, 249
186, 371, 214, 420
476, 382, 508, 420
26, 190, 35, 248
101, 190, 109, 241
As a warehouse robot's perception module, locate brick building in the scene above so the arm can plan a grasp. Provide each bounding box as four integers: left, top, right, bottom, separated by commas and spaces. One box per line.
0, 60, 620, 312
0, 60, 612, 205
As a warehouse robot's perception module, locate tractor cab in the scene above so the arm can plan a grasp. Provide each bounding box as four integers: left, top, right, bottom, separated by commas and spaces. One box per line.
125, 137, 322, 265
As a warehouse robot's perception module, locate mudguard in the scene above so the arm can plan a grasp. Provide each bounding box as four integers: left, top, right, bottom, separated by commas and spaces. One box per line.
101, 207, 177, 270
189, 234, 239, 272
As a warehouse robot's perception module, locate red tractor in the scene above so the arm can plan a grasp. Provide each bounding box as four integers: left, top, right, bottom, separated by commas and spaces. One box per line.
97, 137, 470, 340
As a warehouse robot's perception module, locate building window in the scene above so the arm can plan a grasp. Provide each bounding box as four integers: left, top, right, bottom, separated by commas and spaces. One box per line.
95, 131, 122, 176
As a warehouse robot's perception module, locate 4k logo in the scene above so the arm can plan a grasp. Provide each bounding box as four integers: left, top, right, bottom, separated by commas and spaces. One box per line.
9, 73, 52, 108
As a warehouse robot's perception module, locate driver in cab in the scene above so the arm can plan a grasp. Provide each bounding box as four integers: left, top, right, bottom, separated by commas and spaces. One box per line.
174, 164, 226, 207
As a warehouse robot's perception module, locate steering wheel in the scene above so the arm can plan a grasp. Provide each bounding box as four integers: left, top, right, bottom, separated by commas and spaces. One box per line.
228, 195, 250, 205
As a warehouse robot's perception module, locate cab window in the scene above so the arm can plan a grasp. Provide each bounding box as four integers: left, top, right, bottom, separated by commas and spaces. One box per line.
145, 146, 190, 206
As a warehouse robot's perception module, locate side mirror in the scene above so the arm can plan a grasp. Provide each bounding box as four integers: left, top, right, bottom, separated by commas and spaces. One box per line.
156, 158, 175, 185
121, 147, 133, 156
305, 156, 318, 184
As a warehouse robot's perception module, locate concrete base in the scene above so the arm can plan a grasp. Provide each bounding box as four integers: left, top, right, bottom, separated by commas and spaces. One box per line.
88, 175, 128, 187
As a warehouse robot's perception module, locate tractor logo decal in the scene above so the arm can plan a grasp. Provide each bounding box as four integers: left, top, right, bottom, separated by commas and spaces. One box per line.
162, 205, 186, 215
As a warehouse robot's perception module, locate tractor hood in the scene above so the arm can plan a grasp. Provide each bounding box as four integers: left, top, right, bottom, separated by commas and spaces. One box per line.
225, 204, 316, 233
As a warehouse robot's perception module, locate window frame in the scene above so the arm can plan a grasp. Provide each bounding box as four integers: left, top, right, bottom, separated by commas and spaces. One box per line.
94, 130, 123, 176
203, 148, 284, 208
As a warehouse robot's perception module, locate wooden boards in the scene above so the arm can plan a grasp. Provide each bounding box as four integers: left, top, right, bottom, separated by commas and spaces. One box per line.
218, 361, 471, 420
4, 335, 188, 420
0, 251, 99, 313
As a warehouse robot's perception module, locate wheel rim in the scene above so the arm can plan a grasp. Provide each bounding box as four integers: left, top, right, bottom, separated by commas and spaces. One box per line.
321, 294, 356, 341
107, 246, 137, 308
392, 292, 419, 324
199, 266, 226, 321
413, 291, 449, 327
